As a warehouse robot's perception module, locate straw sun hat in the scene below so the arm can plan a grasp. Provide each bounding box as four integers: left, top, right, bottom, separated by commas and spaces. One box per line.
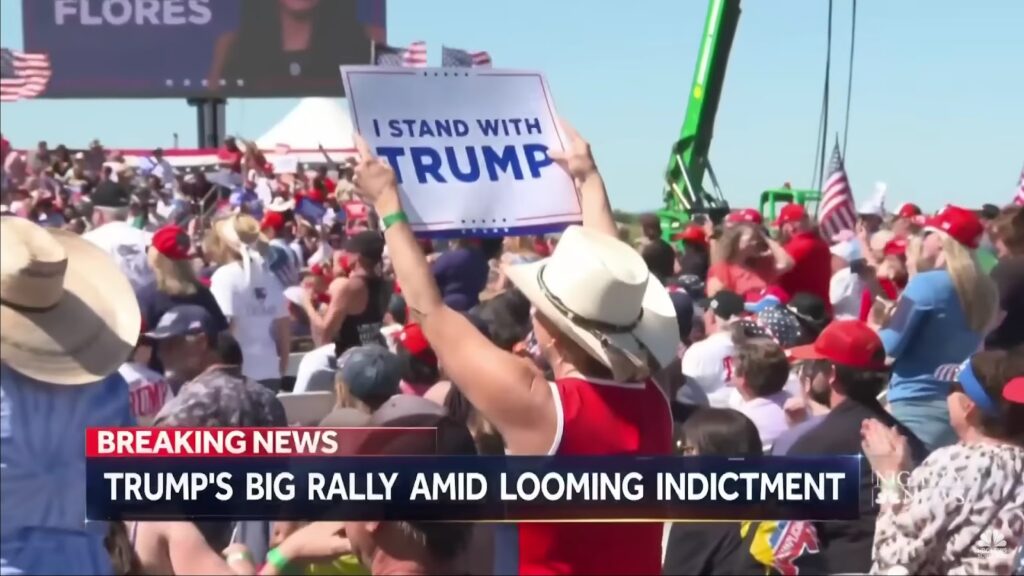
504, 225, 680, 380
0, 217, 141, 385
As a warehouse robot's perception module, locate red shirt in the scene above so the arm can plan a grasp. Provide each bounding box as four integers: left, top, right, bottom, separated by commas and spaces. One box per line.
517, 377, 672, 575
779, 232, 832, 311
858, 278, 901, 322
708, 258, 777, 301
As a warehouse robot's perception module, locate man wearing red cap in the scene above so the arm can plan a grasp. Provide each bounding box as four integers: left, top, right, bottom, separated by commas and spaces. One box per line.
725, 208, 763, 227
775, 204, 831, 310
786, 320, 927, 574
892, 203, 923, 237
672, 224, 710, 279
260, 210, 301, 287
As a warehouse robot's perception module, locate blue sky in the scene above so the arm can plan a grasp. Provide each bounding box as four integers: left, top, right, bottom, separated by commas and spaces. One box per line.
1, 0, 1022, 212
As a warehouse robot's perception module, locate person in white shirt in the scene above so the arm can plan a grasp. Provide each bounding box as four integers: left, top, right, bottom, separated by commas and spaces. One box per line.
829, 240, 867, 320
730, 336, 792, 449
207, 214, 290, 392
682, 291, 745, 406
81, 218, 155, 290
119, 358, 172, 426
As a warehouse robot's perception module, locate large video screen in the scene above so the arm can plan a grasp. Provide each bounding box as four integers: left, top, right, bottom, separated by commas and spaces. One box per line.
21, 0, 386, 99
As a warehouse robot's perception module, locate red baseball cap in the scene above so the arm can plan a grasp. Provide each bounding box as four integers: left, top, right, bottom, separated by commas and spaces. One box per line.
261, 210, 286, 232
672, 224, 707, 246
924, 205, 984, 249
896, 203, 922, 219
150, 225, 190, 261
1004, 377, 1024, 405
883, 238, 908, 257
788, 319, 886, 370
774, 204, 807, 226
397, 323, 438, 367
726, 208, 763, 225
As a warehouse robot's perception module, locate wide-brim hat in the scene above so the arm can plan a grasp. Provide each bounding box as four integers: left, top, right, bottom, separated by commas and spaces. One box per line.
1, 218, 141, 385
214, 213, 268, 247
504, 225, 680, 379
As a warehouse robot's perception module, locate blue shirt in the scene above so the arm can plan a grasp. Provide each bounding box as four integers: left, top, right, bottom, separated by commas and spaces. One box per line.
1, 366, 134, 575
879, 270, 983, 402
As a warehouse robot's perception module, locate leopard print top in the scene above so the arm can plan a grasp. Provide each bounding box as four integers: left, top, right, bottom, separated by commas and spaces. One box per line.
871, 442, 1024, 575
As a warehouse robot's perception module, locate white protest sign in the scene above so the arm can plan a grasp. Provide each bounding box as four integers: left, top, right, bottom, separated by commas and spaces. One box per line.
340, 67, 581, 236
272, 154, 299, 175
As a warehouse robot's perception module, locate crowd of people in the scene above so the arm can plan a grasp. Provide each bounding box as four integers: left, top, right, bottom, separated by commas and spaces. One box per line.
1, 125, 1022, 576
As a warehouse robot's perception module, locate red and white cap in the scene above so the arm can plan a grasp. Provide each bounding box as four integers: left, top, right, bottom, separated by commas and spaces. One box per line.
726, 208, 763, 225
883, 238, 908, 257
923, 205, 984, 249
774, 204, 807, 227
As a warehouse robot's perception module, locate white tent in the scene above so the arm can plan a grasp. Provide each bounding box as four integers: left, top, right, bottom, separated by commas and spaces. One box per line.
256, 97, 356, 152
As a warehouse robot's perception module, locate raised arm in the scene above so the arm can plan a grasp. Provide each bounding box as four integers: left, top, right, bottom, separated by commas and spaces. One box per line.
351, 136, 555, 455
550, 120, 617, 238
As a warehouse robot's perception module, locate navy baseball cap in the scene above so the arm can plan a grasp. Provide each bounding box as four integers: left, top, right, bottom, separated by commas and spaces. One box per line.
668, 290, 694, 340
339, 345, 402, 401
145, 305, 219, 340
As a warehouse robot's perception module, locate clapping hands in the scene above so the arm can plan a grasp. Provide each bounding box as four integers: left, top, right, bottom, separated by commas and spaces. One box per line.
860, 419, 911, 477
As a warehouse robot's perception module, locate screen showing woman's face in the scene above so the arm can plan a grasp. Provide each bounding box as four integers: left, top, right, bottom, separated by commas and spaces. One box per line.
279, 0, 320, 15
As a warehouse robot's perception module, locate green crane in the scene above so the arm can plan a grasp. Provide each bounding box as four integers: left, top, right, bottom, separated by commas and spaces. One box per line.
658, 0, 821, 240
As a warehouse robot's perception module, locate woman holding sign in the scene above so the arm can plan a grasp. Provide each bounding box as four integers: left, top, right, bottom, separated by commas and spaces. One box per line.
347, 124, 677, 575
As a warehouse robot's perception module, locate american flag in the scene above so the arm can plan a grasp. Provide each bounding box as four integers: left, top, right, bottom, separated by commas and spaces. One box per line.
0, 49, 51, 102
441, 46, 492, 68
818, 143, 857, 240
1014, 163, 1024, 206
375, 41, 427, 68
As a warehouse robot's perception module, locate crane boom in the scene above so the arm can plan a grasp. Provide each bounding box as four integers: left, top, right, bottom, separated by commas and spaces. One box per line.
659, 0, 741, 237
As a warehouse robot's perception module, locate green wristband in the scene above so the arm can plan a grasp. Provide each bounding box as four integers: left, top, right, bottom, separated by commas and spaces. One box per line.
382, 210, 409, 230
266, 547, 291, 572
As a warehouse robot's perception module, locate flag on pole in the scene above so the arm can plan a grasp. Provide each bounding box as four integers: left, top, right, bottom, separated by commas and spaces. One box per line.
1014, 164, 1024, 206
818, 142, 857, 240
441, 46, 493, 68
0, 48, 51, 102
374, 41, 427, 68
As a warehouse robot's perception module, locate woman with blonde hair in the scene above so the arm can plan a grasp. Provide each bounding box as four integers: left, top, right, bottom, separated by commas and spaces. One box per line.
135, 224, 227, 373
706, 223, 794, 300
880, 205, 1000, 452
207, 214, 291, 392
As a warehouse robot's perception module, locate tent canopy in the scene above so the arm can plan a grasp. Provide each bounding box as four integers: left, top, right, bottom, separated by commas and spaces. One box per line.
256, 98, 356, 151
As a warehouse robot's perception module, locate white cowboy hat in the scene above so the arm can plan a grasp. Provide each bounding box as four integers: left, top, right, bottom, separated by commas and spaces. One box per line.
504, 225, 680, 379
0, 217, 141, 385
266, 197, 296, 213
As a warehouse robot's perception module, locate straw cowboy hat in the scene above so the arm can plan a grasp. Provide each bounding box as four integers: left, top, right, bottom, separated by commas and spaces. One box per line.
505, 225, 680, 380
214, 213, 269, 281
0, 217, 141, 385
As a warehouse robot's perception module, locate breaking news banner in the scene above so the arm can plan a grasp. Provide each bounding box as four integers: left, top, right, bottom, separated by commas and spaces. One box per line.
340, 67, 581, 238
87, 428, 861, 522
